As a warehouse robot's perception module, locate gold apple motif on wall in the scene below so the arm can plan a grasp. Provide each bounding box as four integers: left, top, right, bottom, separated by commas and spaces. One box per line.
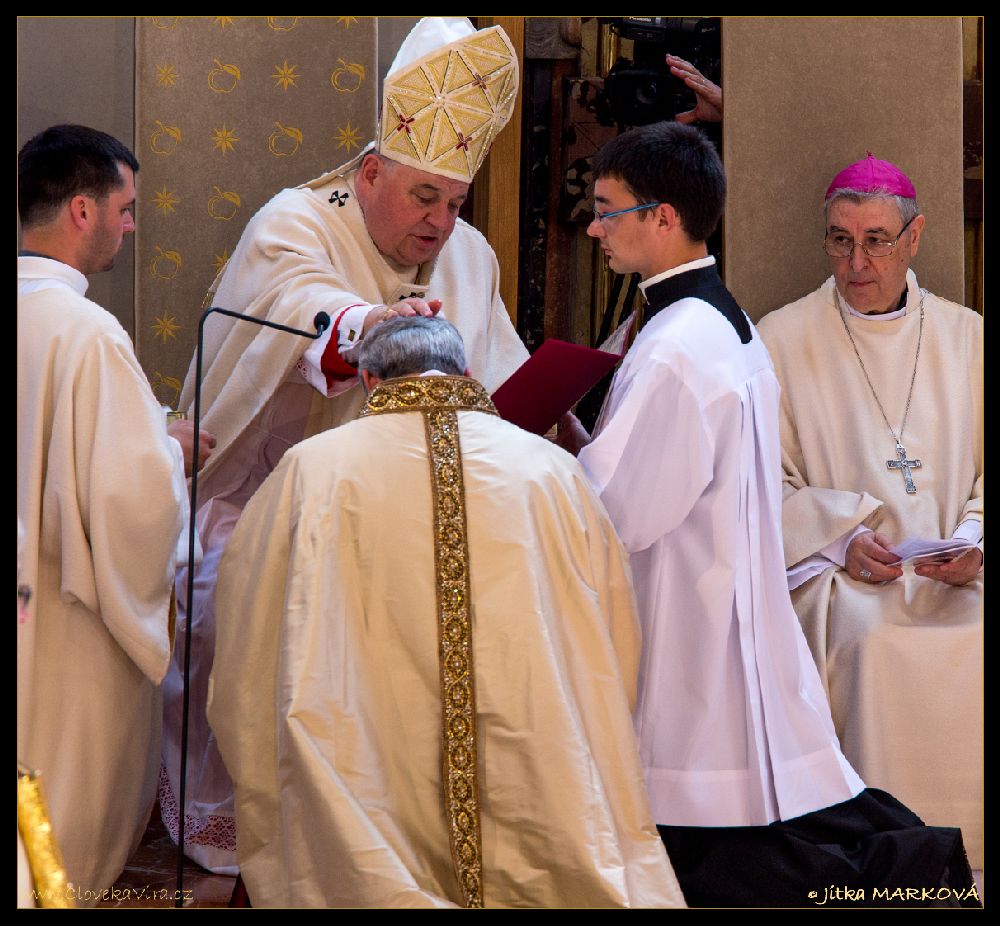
207, 186, 242, 220
149, 121, 182, 156
268, 121, 303, 157
331, 58, 365, 93
267, 16, 299, 31
208, 59, 241, 94
152, 372, 183, 409
150, 245, 183, 281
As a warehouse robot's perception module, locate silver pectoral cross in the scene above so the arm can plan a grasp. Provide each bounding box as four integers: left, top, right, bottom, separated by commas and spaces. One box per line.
887, 442, 921, 494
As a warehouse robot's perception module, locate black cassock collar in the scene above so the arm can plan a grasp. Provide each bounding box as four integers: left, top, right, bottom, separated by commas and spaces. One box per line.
642, 264, 753, 345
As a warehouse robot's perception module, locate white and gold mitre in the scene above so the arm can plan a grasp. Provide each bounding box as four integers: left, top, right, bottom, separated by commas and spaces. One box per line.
379, 17, 519, 183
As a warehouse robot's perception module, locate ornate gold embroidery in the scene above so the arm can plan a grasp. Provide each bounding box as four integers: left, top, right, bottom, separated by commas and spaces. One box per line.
360, 376, 494, 908
358, 375, 497, 420
426, 407, 482, 907
17, 767, 73, 908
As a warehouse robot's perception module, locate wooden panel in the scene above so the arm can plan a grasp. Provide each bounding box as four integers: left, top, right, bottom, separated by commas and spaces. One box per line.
473, 17, 524, 326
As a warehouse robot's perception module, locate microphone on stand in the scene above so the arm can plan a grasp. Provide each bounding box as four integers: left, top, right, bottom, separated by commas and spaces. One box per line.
313, 311, 332, 335
174, 306, 332, 905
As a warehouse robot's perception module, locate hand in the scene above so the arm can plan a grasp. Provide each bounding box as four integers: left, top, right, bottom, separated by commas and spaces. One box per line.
552, 412, 591, 457
667, 54, 723, 124
845, 530, 902, 584
362, 297, 442, 336
914, 546, 983, 586
167, 420, 217, 477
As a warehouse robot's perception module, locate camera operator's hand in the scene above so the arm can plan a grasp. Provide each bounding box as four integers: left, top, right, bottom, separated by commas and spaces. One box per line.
667, 55, 722, 124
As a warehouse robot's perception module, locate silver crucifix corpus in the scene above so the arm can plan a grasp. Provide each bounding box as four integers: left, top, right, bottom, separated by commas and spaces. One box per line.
887, 443, 921, 494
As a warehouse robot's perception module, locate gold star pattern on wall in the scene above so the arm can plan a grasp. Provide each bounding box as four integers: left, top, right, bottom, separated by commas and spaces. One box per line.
272, 61, 300, 91
156, 64, 179, 87
152, 186, 180, 216
211, 124, 239, 155
335, 122, 361, 152
151, 312, 182, 343
135, 16, 376, 395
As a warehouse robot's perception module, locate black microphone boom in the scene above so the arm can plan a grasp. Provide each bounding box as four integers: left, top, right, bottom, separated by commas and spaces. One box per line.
175, 305, 331, 906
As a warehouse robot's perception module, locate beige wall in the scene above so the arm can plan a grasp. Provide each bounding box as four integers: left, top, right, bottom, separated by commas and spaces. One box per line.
722, 17, 965, 320
18, 16, 138, 335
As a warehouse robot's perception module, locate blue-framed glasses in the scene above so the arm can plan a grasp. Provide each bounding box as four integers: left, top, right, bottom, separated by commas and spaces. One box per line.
592, 201, 661, 223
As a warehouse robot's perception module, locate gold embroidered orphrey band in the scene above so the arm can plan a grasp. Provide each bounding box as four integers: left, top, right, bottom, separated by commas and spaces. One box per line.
360, 376, 498, 908
18, 765, 73, 908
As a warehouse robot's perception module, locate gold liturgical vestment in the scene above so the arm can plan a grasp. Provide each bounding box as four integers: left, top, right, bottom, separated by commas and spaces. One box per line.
208, 377, 683, 908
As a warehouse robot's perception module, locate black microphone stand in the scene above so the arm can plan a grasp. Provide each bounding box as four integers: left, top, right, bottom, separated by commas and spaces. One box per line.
174, 307, 330, 906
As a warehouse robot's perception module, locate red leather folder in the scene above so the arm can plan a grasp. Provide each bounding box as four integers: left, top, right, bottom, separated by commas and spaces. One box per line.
491, 339, 621, 435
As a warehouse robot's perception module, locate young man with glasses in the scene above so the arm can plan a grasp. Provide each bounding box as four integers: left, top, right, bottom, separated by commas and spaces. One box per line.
569, 125, 978, 906
758, 155, 983, 869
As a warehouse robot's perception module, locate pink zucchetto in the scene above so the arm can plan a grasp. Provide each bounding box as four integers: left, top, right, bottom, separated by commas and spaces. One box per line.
825, 153, 917, 200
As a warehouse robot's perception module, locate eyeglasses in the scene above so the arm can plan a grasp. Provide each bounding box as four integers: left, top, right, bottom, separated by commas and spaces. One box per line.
592, 201, 661, 223
823, 214, 917, 259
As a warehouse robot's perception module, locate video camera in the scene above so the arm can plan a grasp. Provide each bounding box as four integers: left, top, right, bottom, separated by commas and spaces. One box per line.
600, 17, 720, 128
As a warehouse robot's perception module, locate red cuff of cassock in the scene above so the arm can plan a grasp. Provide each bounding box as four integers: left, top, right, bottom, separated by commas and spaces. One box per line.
320, 304, 366, 385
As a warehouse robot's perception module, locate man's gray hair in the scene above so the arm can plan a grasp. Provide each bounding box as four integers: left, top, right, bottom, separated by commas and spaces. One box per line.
824, 186, 920, 227
357, 315, 467, 380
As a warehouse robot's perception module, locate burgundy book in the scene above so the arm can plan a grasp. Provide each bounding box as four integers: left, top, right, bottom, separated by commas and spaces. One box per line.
491, 339, 620, 435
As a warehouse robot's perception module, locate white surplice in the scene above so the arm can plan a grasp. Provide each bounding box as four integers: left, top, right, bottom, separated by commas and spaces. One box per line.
160, 158, 528, 871
18, 257, 185, 900
208, 378, 684, 908
580, 262, 864, 828
758, 272, 983, 864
